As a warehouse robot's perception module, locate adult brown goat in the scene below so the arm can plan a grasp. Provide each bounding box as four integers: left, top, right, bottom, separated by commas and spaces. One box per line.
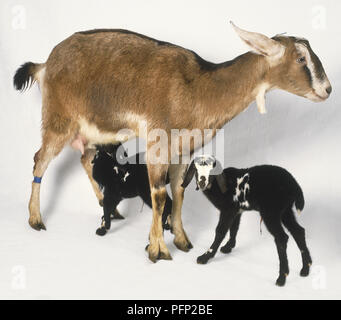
14, 23, 331, 262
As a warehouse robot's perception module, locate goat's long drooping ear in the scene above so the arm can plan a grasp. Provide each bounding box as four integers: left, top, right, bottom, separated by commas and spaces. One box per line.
216, 174, 227, 194
213, 160, 228, 194
230, 22, 285, 58
181, 160, 196, 189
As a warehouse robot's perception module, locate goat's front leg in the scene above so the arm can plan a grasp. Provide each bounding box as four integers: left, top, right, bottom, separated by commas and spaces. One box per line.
169, 164, 193, 251
147, 163, 171, 262
197, 209, 237, 264
220, 213, 242, 254
96, 190, 121, 236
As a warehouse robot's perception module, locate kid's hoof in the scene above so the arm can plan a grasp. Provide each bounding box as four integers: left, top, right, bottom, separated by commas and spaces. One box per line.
96, 227, 107, 236
220, 246, 232, 254
29, 220, 46, 231
300, 266, 310, 277
220, 241, 235, 254
99, 200, 103, 207
197, 254, 210, 265
145, 244, 149, 251
163, 222, 171, 230
111, 210, 125, 220
276, 274, 287, 287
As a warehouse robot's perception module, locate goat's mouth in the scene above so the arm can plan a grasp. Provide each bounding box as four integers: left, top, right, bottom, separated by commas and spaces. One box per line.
305, 90, 328, 102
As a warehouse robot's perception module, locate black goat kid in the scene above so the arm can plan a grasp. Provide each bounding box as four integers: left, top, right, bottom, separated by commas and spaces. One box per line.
92, 143, 172, 236
182, 155, 312, 286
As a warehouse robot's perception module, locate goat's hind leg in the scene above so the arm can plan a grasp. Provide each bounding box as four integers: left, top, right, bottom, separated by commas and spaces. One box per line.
262, 213, 289, 286
282, 207, 312, 277
29, 129, 72, 230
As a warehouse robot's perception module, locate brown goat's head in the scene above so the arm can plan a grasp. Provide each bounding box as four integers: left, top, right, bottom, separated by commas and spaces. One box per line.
231, 22, 332, 102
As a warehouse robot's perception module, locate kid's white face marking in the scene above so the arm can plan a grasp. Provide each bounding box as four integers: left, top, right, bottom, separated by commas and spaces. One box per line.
195, 163, 213, 189
194, 155, 216, 190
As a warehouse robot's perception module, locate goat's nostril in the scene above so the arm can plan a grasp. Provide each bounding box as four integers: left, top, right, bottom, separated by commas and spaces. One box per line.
326, 86, 332, 95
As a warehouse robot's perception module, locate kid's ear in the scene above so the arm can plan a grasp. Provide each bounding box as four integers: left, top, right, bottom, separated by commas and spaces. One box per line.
212, 159, 227, 193
181, 161, 196, 189
216, 173, 228, 194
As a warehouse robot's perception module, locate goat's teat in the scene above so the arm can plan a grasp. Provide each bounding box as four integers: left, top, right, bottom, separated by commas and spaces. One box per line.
71, 134, 87, 155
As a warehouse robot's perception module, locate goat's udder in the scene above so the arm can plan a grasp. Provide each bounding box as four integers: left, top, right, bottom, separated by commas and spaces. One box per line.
71, 134, 87, 155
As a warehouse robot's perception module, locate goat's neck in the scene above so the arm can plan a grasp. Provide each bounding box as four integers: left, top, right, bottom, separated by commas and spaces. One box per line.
198, 52, 272, 129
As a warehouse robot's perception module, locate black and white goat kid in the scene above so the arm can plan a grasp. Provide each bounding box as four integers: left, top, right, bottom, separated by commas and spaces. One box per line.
92, 143, 172, 236
181, 155, 312, 286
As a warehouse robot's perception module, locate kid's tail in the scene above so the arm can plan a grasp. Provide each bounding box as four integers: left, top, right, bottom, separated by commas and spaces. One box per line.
294, 181, 305, 214
13, 62, 44, 91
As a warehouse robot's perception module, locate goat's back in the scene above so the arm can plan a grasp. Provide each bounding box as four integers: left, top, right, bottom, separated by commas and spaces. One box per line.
44, 30, 203, 124
247, 165, 304, 212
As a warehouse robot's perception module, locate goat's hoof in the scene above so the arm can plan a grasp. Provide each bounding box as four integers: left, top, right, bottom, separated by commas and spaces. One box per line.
276, 274, 287, 287
145, 244, 149, 251
159, 251, 172, 261
96, 227, 107, 236
197, 254, 210, 265
29, 220, 46, 231
174, 239, 193, 252
148, 253, 158, 263
147, 245, 172, 263
300, 266, 310, 277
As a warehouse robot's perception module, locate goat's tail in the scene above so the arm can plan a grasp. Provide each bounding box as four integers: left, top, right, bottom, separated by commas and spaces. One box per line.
294, 181, 305, 214
13, 62, 44, 92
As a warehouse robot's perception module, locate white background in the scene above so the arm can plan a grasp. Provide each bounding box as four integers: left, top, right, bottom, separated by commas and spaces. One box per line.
0, 0, 340, 299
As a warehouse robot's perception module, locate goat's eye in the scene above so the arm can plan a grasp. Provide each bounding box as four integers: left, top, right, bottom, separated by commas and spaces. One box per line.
297, 56, 306, 64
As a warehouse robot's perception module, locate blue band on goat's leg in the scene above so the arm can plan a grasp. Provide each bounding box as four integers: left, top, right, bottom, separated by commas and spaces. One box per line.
33, 176, 42, 184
